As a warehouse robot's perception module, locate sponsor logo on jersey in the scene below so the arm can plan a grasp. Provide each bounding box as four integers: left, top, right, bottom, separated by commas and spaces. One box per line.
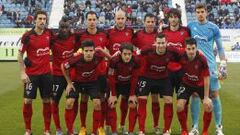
185, 73, 199, 81
62, 49, 74, 59
150, 65, 166, 72
36, 47, 50, 56
82, 69, 95, 77
167, 42, 183, 48
118, 75, 131, 81
113, 43, 121, 51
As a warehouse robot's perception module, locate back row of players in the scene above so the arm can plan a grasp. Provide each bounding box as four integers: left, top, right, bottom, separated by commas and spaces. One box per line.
18, 3, 227, 135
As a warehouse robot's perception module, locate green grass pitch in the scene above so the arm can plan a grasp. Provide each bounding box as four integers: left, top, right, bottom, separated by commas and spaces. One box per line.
0, 62, 239, 135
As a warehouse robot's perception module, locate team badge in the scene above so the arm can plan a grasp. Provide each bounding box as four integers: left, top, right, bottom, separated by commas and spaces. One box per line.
99, 37, 103, 42
125, 32, 129, 36
194, 64, 198, 70
180, 31, 184, 35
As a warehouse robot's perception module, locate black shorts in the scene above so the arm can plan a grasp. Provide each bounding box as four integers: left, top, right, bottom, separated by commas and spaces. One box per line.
116, 83, 131, 98
169, 70, 184, 94
98, 75, 108, 93
24, 73, 52, 99
67, 81, 101, 100
177, 83, 204, 100
52, 75, 67, 103
136, 77, 172, 97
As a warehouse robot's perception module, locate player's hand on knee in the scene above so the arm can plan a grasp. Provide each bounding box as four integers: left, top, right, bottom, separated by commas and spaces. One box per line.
21, 72, 30, 84
108, 96, 117, 108
203, 97, 213, 111
66, 83, 75, 96
128, 95, 138, 108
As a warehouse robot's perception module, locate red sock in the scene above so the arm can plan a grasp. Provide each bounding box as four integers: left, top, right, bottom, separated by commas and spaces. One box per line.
43, 103, 51, 131
107, 107, 117, 132
93, 110, 102, 134
101, 100, 107, 127
152, 102, 160, 127
129, 108, 137, 132
80, 101, 87, 127
120, 97, 128, 126
164, 103, 173, 131
177, 110, 188, 131
73, 100, 78, 122
23, 103, 32, 130
203, 111, 212, 132
65, 108, 74, 134
51, 102, 61, 130
138, 98, 147, 132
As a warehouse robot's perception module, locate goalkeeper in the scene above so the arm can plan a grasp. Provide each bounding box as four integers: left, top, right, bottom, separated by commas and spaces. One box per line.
187, 3, 227, 135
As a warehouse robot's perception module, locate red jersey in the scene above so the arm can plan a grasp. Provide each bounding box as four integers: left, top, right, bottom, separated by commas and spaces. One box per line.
79, 29, 109, 75
107, 26, 134, 55
19, 28, 53, 75
63, 51, 105, 82
79, 29, 108, 49
179, 51, 209, 87
162, 26, 190, 49
51, 34, 80, 76
108, 55, 141, 96
140, 45, 181, 79
132, 29, 158, 49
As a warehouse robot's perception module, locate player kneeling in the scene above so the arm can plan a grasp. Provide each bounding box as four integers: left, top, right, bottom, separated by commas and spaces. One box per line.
176, 38, 213, 135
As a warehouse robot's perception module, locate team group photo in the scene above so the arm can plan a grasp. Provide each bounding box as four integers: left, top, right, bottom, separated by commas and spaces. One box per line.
0, 0, 239, 135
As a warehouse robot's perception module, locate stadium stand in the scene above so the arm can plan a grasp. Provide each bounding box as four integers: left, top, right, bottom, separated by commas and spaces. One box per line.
185, 0, 240, 29
0, 0, 52, 28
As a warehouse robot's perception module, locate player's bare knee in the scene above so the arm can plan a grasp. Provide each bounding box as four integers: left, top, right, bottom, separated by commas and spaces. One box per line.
24, 98, 32, 104
93, 99, 101, 110
42, 98, 50, 103
176, 102, 184, 112
164, 96, 173, 104
65, 98, 75, 109
151, 94, 159, 102
81, 94, 89, 102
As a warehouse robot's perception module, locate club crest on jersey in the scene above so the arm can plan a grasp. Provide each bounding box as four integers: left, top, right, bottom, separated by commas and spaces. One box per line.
125, 32, 129, 36
180, 31, 184, 35
165, 58, 170, 62
194, 64, 198, 70
46, 36, 49, 41
99, 37, 103, 42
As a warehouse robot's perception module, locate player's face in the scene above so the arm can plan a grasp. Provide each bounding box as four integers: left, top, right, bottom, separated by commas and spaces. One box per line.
169, 14, 180, 27
121, 49, 132, 63
86, 14, 97, 29
83, 46, 95, 62
186, 44, 197, 60
35, 14, 47, 30
144, 17, 156, 32
196, 8, 207, 23
155, 37, 167, 53
115, 13, 126, 29
59, 22, 70, 38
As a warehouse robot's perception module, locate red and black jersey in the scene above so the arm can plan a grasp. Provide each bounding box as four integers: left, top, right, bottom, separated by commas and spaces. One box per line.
162, 26, 190, 49
140, 45, 181, 79
19, 28, 53, 75
132, 29, 158, 49
79, 29, 109, 49
51, 33, 80, 76
108, 55, 141, 96
63, 51, 105, 82
107, 26, 134, 55
179, 51, 209, 87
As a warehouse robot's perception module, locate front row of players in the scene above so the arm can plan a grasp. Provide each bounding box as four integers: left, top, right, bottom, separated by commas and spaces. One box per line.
63, 34, 212, 135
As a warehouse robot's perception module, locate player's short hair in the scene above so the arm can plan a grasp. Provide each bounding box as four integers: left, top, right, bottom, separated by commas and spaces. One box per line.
185, 38, 197, 46
120, 42, 134, 52
144, 13, 156, 21
81, 40, 95, 49
85, 11, 98, 19
156, 33, 166, 39
195, 3, 207, 11
34, 10, 47, 20
168, 8, 181, 19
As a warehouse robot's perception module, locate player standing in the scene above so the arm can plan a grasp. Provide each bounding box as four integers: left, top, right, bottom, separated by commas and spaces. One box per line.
18, 10, 53, 135
188, 3, 227, 135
